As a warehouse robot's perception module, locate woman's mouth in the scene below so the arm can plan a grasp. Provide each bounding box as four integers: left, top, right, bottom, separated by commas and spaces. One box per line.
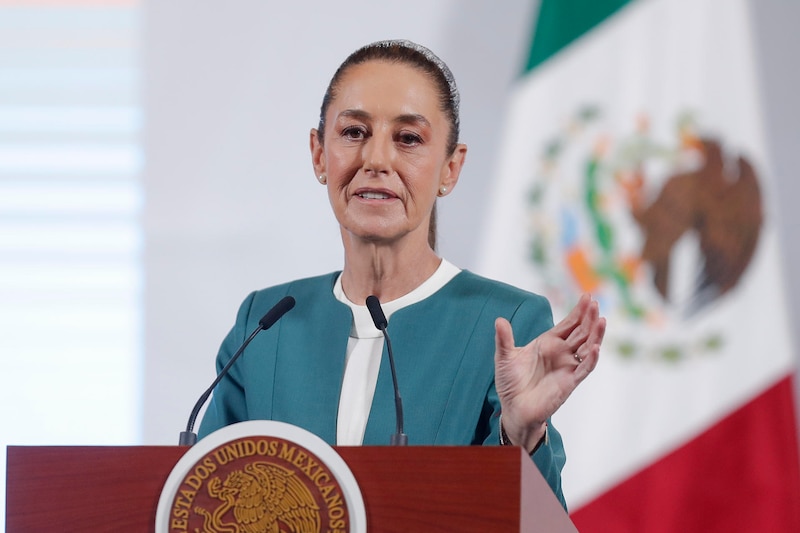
357, 191, 392, 200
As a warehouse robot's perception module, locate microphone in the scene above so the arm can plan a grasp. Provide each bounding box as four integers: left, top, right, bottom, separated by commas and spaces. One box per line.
178, 295, 296, 446
365, 295, 407, 446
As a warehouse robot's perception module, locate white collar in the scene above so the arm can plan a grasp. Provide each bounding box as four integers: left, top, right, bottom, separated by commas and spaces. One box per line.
333, 259, 461, 339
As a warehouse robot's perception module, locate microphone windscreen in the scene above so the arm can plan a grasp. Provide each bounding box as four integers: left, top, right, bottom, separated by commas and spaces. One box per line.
258, 296, 296, 330
365, 295, 388, 329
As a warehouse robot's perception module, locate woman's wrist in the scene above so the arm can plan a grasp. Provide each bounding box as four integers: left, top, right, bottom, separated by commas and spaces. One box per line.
499, 414, 548, 454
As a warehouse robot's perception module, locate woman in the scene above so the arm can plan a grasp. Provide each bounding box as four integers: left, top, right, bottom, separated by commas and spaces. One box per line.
198, 40, 605, 508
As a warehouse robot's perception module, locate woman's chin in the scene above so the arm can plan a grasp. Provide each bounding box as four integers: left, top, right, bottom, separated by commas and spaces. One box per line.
341, 226, 412, 247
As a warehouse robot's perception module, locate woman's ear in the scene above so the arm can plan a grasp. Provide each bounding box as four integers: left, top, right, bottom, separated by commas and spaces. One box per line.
309, 128, 326, 178
439, 143, 467, 195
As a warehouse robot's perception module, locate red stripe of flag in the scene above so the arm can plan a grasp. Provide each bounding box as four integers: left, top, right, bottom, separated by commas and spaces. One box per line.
571, 375, 800, 532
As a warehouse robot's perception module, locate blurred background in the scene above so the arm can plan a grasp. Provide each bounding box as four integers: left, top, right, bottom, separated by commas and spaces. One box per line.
1, 0, 798, 529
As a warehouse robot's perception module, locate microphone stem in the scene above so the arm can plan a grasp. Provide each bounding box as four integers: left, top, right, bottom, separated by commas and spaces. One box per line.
180, 324, 263, 445
382, 325, 408, 446
178, 296, 295, 446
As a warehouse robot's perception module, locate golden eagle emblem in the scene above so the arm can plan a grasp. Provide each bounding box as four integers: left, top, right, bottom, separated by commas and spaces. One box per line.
194, 461, 321, 533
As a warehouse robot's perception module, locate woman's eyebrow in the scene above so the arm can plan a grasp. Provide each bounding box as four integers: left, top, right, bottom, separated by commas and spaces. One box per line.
394, 113, 431, 128
337, 109, 371, 122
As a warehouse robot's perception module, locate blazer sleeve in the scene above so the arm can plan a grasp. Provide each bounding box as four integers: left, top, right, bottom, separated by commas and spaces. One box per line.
482, 292, 568, 510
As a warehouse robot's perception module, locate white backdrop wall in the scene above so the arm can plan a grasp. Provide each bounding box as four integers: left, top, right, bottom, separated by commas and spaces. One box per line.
141, 0, 800, 456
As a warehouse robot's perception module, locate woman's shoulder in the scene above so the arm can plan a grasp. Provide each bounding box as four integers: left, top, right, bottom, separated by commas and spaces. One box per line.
236, 272, 342, 318
451, 270, 549, 307
447, 270, 554, 336
250, 272, 341, 298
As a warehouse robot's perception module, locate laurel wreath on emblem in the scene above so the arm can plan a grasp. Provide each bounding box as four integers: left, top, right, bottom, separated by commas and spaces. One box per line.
526, 106, 763, 363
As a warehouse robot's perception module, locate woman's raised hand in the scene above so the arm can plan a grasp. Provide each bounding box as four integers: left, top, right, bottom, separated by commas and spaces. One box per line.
494, 293, 606, 452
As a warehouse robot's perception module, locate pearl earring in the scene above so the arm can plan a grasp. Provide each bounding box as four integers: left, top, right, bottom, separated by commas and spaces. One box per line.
318, 173, 327, 185
438, 185, 447, 196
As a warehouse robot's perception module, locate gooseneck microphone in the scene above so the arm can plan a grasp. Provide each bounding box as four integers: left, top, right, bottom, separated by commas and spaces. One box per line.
178, 295, 296, 446
365, 295, 408, 446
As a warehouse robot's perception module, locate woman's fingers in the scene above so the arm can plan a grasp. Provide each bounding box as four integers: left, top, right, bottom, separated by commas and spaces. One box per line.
564, 295, 601, 352
550, 293, 593, 339
574, 316, 605, 378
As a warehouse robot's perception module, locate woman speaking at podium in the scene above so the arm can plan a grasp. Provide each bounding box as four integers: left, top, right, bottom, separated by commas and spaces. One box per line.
198, 40, 605, 509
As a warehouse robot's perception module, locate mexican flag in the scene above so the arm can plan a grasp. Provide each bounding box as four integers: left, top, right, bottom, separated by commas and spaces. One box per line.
478, 0, 800, 530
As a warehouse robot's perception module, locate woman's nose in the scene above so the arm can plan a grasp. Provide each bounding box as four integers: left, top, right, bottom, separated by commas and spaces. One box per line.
362, 132, 392, 175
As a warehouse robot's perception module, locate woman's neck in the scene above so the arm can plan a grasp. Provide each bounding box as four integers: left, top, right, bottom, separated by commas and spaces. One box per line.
339, 233, 441, 304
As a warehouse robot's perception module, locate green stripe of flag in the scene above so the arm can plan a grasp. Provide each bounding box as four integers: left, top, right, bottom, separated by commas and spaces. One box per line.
525, 0, 635, 73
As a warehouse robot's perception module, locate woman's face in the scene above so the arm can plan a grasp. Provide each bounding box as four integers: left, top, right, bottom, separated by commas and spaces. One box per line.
310, 60, 466, 248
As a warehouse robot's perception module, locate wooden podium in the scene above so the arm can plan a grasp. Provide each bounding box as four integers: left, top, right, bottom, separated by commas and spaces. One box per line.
6, 445, 577, 532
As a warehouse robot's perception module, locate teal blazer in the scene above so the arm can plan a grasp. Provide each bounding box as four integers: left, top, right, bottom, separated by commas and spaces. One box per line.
198, 270, 567, 507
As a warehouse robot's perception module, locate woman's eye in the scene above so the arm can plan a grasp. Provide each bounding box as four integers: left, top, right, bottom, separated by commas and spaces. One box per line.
397, 132, 423, 146
342, 126, 367, 140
